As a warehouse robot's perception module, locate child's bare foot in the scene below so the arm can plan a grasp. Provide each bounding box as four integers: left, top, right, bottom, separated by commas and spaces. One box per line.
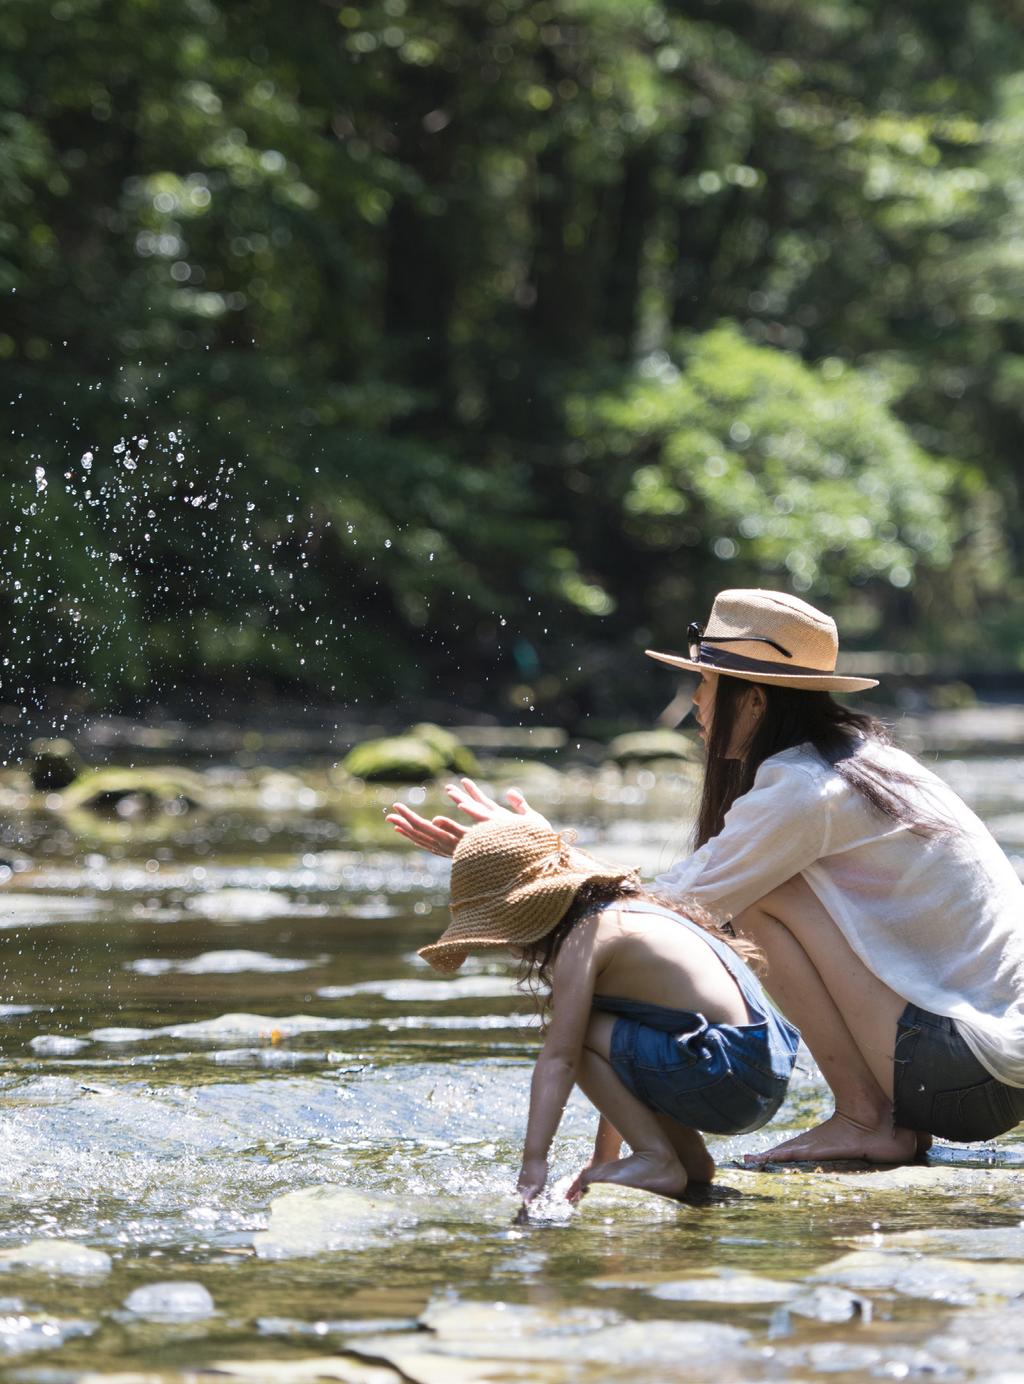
567, 1151, 688, 1204
744, 1111, 919, 1167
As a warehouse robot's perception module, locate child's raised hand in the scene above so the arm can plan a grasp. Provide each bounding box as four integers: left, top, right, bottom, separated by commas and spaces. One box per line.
385, 803, 468, 857
446, 778, 551, 832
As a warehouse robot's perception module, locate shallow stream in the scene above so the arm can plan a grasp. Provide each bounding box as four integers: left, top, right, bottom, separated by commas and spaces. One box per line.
0, 721, 1022, 1382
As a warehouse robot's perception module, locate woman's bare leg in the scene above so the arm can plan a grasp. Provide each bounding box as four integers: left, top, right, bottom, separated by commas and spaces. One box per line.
566, 1013, 691, 1201
734, 875, 918, 1165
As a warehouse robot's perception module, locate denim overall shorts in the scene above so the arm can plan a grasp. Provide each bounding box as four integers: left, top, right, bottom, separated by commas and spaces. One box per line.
592, 902, 799, 1135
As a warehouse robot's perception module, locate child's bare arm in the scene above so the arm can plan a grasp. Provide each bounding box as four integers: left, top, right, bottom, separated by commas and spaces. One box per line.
592, 1115, 623, 1164
518, 917, 603, 1202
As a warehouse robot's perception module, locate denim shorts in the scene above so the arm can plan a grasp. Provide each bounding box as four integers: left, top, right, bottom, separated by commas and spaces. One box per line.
595, 995, 798, 1136
893, 1003, 1024, 1142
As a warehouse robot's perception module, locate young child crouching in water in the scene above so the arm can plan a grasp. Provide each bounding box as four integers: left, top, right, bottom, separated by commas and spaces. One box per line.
418, 818, 799, 1207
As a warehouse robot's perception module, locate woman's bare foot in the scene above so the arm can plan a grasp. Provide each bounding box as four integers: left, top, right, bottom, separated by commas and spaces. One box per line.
744, 1111, 919, 1167
567, 1151, 688, 1204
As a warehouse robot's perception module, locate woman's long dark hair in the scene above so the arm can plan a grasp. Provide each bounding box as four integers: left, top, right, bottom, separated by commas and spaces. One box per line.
695, 678, 951, 848
517, 878, 764, 1020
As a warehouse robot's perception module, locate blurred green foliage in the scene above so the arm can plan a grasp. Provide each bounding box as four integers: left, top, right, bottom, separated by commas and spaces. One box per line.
3, 0, 1024, 717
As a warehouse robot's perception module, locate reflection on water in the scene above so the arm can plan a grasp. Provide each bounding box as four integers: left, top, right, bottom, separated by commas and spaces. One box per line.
0, 736, 1021, 1380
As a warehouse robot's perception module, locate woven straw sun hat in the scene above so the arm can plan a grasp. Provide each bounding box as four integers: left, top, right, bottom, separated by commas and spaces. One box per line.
419, 818, 638, 974
646, 588, 877, 693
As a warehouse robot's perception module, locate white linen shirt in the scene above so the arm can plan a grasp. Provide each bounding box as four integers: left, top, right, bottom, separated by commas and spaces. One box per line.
653, 743, 1024, 1087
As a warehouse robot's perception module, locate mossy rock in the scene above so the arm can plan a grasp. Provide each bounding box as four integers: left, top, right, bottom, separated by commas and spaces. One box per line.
607, 729, 700, 766
26, 737, 83, 792
58, 766, 208, 817
341, 736, 446, 784
410, 723, 480, 776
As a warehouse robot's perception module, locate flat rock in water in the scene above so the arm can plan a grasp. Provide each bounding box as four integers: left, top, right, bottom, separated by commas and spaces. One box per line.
318, 976, 519, 1002
253, 1186, 414, 1259
591, 1270, 798, 1304
352, 1301, 750, 1373
122, 1281, 215, 1320
771, 1341, 951, 1377
0, 1240, 111, 1277
161, 1013, 363, 1041
187, 889, 293, 920
786, 1283, 871, 1323
812, 1249, 1024, 1302
28, 1034, 88, 1055
205, 1360, 400, 1383
850, 1225, 1024, 1260
129, 950, 314, 975
928, 1305, 1024, 1375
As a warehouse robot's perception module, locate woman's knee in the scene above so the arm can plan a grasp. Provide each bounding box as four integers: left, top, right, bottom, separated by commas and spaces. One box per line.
734, 874, 817, 936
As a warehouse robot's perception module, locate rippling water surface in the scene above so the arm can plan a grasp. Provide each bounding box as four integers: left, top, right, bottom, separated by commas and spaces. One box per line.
0, 728, 1022, 1382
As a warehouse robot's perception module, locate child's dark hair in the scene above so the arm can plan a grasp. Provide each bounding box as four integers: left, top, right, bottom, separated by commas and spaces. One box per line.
516, 877, 763, 1015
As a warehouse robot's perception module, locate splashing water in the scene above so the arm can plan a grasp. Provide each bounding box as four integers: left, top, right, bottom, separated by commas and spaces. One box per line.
3, 440, 319, 753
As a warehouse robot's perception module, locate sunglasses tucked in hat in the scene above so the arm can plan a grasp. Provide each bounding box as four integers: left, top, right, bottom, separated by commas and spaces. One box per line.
646, 588, 877, 693
419, 818, 638, 974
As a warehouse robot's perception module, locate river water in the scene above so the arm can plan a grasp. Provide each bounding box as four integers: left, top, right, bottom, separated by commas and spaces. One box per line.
0, 724, 1022, 1382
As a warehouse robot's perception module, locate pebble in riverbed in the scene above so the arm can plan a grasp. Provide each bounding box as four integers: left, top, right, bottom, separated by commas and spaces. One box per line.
0, 1240, 111, 1277
122, 1281, 216, 1320
28, 1034, 89, 1055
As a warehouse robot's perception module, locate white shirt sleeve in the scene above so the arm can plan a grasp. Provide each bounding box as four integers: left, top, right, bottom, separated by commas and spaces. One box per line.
652, 755, 833, 920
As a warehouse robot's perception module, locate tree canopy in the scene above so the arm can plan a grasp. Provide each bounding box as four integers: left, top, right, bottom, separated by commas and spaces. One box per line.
3, 0, 1024, 719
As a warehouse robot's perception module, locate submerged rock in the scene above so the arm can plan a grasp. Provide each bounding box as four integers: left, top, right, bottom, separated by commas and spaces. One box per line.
606, 1271, 799, 1305
0, 1240, 111, 1277
813, 1249, 1024, 1302
0, 1309, 95, 1356
410, 723, 480, 776
340, 724, 478, 784
606, 729, 699, 765
58, 765, 207, 817
351, 1300, 751, 1375
851, 1225, 1024, 1260
253, 1186, 414, 1259
25, 737, 82, 792
123, 1280, 215, 1320
341, 736, 446, 785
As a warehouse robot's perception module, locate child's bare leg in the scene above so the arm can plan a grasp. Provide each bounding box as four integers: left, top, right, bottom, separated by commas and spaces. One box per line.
734, 875, 918, 1165
656, 1116, 715, 1183
567, 1014, 687, 1202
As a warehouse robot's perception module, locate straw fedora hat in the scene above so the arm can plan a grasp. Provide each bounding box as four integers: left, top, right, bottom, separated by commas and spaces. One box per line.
419, 819, 638, 974
646, 588, 877, 692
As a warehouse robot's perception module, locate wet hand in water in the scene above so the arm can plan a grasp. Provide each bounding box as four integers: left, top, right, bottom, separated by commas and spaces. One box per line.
565, 1166, 592, 1205
517, 1154, 548, 1208
386, 778, 550, 857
